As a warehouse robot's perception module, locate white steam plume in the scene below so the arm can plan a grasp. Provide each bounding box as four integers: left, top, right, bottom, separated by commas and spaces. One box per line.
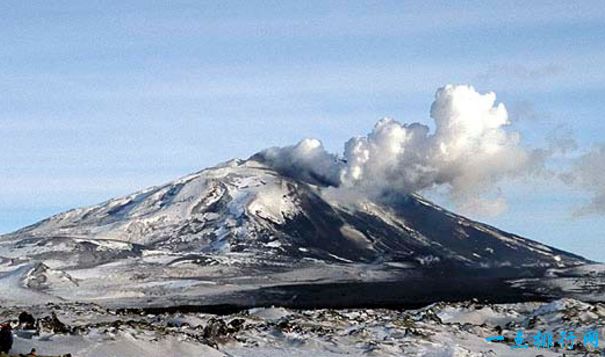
256, 84, 540, 213
562, 145, 605, 216
255, 138, 343, 186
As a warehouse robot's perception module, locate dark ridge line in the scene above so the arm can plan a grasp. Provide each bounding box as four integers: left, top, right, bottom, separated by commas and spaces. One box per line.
115, 294, 554, 316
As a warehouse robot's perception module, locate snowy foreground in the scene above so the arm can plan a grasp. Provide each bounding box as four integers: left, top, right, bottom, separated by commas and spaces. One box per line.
1, 298, 603, 357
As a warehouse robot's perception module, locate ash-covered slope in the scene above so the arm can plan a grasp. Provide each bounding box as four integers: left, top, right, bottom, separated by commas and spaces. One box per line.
0, 158, 600, 308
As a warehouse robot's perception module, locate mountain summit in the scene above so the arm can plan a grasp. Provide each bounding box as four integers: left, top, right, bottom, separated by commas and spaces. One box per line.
0, 158, 601, 308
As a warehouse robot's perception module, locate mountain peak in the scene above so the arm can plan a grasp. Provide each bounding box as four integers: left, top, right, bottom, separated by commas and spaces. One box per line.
0, 159, 596, 308
4, 158, 586, 267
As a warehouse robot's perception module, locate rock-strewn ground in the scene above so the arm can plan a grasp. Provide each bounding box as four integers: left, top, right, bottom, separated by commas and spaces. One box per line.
0, 298, 603, 356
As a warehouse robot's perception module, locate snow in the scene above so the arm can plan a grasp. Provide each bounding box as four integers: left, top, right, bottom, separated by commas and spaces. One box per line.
0, 264, 63, 305
247, 184, 298, 224
1, 299, 600, 357
12, 332, 226, 357
327, 253, 354, 263
265, 240, 282, 248
248, 307, 292, 321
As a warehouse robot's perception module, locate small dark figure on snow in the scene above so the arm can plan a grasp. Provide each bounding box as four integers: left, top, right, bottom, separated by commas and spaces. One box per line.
0, 323, 13, 354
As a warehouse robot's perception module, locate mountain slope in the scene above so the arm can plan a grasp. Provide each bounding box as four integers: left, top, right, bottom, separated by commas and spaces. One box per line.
4, 159, 585, 267
0, 158, 600, 308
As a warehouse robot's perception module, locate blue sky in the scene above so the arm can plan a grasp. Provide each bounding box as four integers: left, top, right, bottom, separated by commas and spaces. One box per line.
1, 1, 604, 260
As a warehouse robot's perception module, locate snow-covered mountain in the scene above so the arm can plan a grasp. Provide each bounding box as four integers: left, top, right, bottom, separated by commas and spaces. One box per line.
0, 158, 601, 308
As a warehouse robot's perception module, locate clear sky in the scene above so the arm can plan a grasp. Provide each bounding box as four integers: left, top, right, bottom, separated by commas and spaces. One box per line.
1, 1, 604, 260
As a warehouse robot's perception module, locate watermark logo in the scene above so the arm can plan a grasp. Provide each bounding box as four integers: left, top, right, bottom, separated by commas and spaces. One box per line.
486, 328, 599, 351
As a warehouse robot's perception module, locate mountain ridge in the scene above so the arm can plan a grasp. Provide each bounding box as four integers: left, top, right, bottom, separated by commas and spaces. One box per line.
0, 158, 601, 308
2, 158, 587, 267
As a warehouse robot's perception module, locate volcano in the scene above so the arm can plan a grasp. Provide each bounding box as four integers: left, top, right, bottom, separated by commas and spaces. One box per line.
0, 158, 602, 309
